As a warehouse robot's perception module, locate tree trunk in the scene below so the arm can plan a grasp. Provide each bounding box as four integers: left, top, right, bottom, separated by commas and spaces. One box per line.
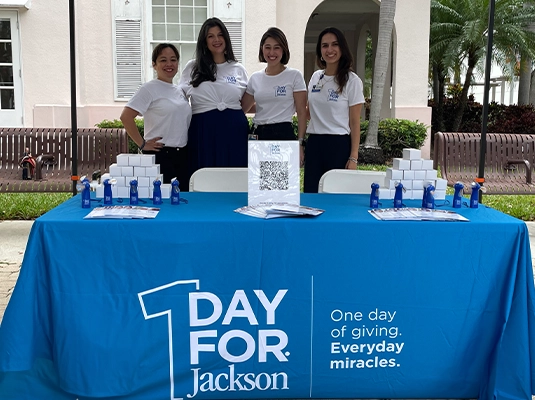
518, 56, 531, 105
530, 68, 535, 105
451, 61, 475, 132
363, 0, 396, 151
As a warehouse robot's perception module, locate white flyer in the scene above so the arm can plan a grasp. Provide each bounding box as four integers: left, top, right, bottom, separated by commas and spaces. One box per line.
248, 141, 300, 206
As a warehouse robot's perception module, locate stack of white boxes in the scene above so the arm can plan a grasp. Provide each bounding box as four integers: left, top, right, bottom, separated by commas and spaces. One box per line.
95, 153, 172, 200
380, 148, 447, 201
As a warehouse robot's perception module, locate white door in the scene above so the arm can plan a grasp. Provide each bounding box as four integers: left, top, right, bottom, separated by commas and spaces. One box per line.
0, 11, 23, 127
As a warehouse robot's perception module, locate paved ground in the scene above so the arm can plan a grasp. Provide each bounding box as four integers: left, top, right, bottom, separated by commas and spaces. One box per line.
2, 220, 535, 322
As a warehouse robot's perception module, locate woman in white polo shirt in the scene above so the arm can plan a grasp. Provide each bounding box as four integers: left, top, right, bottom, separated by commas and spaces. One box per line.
303, 27, 365, 193
120, 43, 192, 192
241, 27, 307, 146
179, 17, 249, 179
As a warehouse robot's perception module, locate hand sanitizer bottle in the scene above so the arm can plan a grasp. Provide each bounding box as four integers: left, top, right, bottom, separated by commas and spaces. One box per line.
153, 179, 162, 205
103, 179, 113, 205
130, 179, 138, 205
394, 181, 404, 208
369, 182, 380, 209
470, 182, 480, 208
81, 181, 91, 208
171, 178, 180, 205
424, 184, 435, 209
453, 182, 464, 208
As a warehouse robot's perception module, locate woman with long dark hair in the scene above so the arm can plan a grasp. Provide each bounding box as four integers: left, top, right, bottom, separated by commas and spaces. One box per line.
303, 27, 365, 193
179, 18, 249, 179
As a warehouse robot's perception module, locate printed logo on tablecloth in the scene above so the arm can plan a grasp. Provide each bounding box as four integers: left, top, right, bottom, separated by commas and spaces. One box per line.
138, 280, 290, 399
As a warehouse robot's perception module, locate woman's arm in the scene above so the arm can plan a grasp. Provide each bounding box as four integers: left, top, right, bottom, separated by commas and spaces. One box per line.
346, 103, 363, 170
294, 91, 308, 167
120, 107, 163, 152
241, 92, 255, 113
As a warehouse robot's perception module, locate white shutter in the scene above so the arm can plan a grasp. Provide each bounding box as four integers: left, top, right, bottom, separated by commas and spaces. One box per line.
224, 21, 243, 63
114, 19, 143, 100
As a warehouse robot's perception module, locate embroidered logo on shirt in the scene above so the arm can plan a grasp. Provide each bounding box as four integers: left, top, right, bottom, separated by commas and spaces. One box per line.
225, 76, 237, 84
274, 85, 287, 97
328, 89, 339, 102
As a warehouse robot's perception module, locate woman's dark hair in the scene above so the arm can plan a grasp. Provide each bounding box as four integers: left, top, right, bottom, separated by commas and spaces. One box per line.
151, 43, 180, 65
190, 17, 237, 87
258, 27, 290, 65
315, 27, 354, 93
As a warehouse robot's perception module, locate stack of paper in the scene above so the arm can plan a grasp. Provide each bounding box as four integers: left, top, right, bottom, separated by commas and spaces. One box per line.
84, 206, 160, 219
235, 203, 324, 219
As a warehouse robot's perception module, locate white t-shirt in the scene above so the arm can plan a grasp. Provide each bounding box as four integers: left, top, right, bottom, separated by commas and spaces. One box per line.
306, 70, 365, 135
126, 79, 191, 148
245, 67, 306, 126
179, 59, 248, 114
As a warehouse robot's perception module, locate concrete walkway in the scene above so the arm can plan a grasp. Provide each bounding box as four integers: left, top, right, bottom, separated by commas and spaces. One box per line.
1, 220, 535, 322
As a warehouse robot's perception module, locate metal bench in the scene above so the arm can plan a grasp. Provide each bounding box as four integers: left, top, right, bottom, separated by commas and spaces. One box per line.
433, 132, 535, 194
0, 128, 128, 192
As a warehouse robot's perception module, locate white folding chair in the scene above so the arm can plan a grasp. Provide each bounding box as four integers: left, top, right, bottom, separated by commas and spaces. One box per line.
189, 167, 248, 192
318, 169, 386, 194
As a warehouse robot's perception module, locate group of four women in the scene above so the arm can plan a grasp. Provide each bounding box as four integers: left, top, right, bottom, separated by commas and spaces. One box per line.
120, 17, 364, 193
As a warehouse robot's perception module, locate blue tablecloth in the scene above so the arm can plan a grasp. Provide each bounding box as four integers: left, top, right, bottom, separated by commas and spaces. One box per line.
1, 193, 534, 400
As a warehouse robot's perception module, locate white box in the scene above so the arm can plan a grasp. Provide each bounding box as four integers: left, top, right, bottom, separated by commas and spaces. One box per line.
140, 154, 156, 166
403, 170, 415, 180
435, 178, 448, 190
145, 165, 160, 176
138, 187, 150, 199
421, 159, 434, 170
434, 189, 446, 200
393, 158, 411, 170
114, 176, 126, 187
403, 148, 422, 160
112, 186, 118, 197
384, 178, 397, 190
109, 164, 121, 176
410, 159, 423, 170
378, 188, 392, 199
118, 186, 129, 198
134, 166, 147, 177
116, 154, 130, 166
100, 172, 111, 182
426, 170, 438, 180
412, 180, 424, 190
138, 176, 150, 187
161, 184, 171, 199
121, 166, 134, 176
401, 180, 413, 190
129, 155, 141, 166
412, 189, 424, 200
386, 168, 403, 180
403, 189, 413, 199
414, 170, 426, 180
95, 185, 104, 198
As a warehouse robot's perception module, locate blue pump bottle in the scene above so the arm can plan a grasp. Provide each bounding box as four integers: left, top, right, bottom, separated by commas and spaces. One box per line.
470, 182, 480, 208
130, 180, 138, 205
394, 182, 404, 208
103, 179, 113, 205
153, 179, 162, 205
81, 181, 91, 208
423, 184, 436, 209
369, 182, 380, 209
171, 178, 180, 205
453, 182, 464, 208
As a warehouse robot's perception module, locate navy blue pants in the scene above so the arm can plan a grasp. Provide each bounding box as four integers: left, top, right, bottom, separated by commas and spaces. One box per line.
303, 134, 351, 193
254, 122, 295, 141
143, 146, 189, 192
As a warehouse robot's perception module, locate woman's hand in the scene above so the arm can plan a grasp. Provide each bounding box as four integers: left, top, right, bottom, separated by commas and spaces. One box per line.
143, 137, 164, 151
345, 156, 358, 170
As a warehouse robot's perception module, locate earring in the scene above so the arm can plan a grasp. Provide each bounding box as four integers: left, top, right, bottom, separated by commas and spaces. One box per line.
321, 56, 325, 62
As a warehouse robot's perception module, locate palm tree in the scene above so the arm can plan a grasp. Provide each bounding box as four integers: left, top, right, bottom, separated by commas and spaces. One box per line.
430, 0, 535, 131
361, 0, 396, 163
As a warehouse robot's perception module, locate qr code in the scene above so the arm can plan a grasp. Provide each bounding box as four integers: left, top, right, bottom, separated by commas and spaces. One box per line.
259, 161, 289, 190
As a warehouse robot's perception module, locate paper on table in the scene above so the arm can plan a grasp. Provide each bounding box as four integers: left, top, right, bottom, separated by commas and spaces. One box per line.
369, 208, 469, 222
84, 206, 160, 219
235, 203, 324, 219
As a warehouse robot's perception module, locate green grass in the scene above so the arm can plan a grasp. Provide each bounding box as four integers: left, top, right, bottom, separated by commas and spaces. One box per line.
1, 165, 534, 221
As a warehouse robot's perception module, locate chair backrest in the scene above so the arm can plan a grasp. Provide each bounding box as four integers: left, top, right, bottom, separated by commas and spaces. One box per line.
189, 167, 248, 192
318, 169, 386, 194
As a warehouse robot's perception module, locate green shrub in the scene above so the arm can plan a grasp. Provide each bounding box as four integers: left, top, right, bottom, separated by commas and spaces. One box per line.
360, 118, 427, 160
96, 119, 144, 154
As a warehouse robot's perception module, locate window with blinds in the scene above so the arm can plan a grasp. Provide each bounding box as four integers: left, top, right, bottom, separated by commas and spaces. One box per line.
224, 21, 242, 63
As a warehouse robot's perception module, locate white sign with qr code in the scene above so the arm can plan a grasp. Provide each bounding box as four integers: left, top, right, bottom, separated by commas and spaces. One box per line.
248, 141, 300, 206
